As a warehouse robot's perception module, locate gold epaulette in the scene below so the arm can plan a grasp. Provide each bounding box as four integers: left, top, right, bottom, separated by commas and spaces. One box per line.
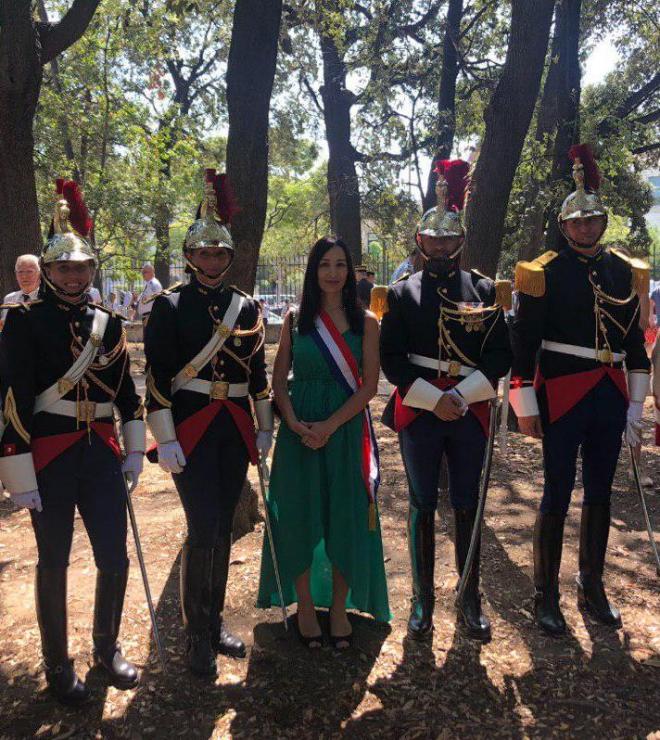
514, 251, 558, 297
470, 268, 490, 282
610, 248, 650, 296
230, 285, 250, 298
145, 282, 183, 304
91, 303, 119, 319
495, 280, 513, 310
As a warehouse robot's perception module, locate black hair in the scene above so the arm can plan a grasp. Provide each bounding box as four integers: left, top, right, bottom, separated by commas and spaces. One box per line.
296, 236, 365, 335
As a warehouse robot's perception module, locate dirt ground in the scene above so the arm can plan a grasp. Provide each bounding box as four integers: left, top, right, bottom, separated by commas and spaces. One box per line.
1, 346, 659, 739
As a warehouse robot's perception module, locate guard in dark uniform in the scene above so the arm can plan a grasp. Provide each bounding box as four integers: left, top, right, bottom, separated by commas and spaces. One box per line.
510, 144, 650, 635
0, 179, 145, 703
380, 160, 512, 641
144, 168, 273, 677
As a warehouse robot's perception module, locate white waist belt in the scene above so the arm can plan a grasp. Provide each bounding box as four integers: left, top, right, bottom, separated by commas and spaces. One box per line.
541, 340, 625, 364
42, 399, 115, 419
176, 379, 249, 400
408, 353, 475, 378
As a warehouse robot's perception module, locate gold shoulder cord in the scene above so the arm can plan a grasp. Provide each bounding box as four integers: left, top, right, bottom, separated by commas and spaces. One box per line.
146, 370, 172, 409
4, 388, 31, 445
589, 276, 637, 362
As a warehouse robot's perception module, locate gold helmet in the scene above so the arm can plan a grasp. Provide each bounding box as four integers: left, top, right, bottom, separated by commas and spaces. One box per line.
42, 179, 96, 265
417, 159, 469, 238
559, 144, 607, 222
184, 168, 236, 251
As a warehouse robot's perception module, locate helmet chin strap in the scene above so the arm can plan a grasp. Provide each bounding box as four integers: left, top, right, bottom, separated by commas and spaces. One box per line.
184, 249, 234, 283
42, 267, 94, 301
559, 216, 608, 252
416, 235, 465, 269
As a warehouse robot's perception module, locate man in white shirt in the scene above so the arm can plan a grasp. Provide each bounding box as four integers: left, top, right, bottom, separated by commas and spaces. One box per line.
136, 263, 162, 326
4, 254, 41, 303
2, 254, 41, 329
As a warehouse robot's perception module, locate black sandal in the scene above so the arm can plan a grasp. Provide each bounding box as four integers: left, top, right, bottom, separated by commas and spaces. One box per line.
294, 616, 323, 649
329, 631, 353, 650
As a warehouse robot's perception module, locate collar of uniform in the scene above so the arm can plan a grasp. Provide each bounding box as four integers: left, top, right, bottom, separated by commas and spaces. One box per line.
567, 244, 603, 264
43, 283, 90, 312
192, 275, 225, 295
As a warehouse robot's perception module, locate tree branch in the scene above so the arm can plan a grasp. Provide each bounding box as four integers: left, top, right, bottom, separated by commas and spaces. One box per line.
632, 142, 660, 155
38, 0, 102, 64
632, 108, 660, 125
597, 72, 660, 135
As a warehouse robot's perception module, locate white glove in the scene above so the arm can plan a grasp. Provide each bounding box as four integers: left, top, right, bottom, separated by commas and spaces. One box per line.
256, 430, 273, 455
625, 401, 643, 446
121, 452, 144, 490
157, 441, 186, 474
10, 489, 42, 512
446, 388, 469, 416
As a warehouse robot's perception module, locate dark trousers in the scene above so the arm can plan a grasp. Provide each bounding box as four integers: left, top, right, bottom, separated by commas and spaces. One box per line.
173, 408, 249, 547
540, 376, 627, 516
400, 410, 486, 512
30, 437, 128, 571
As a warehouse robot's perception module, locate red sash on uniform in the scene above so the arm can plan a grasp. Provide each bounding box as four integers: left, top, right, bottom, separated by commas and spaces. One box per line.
174, 400, 258, 465
31, 422, 121, 473
534, 366, 628, 424
392, 377, 490, 436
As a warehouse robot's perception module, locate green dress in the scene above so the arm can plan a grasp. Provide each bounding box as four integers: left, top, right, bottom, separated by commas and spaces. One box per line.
257, 326, 391, 622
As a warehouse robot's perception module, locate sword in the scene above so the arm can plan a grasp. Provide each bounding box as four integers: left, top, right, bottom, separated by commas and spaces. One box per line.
123, 473, 168, 670
628, 444, 660, 577
456, 398, 499, 606
256, 454, 288, 629
499, 370, 511, 456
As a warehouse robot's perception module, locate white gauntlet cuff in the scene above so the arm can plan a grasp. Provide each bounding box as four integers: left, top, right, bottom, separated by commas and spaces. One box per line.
402, 378, 443, 411
0, 453, 38, 494
628, 371, 650, 404
254, 398, 274, 431
123, 419, 147, 454
510, 385, 540, 418
454, 370, 496, 405
147, 408, 177, 444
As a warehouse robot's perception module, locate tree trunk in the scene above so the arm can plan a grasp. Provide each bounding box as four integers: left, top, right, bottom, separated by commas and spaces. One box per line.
544, 0, 581, 252
225, 0, 283, 293
0, 1, 100, 294
319, 33, 362, 265
232, 480, 262, 540
153, 201, 172, 288
0, 3, 43, 294
423, 0, 463, 212
462, 0, 555, 276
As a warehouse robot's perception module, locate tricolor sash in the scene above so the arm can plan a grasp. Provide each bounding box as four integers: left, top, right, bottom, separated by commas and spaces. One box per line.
311, 310, 380, 531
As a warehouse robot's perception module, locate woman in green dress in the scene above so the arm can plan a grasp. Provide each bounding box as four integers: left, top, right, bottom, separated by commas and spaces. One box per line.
257, 237, 391, 647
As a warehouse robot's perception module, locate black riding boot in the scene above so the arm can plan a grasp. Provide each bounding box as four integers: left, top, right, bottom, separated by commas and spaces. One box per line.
407, 506, 436, 640
92, 569, 139, 688
577, 504, 622, 627
35, 567, 90, 706
209, 534, 246, 658
454, 508, 491, 641
180, 543, 217, 677
533, 513, 567, 636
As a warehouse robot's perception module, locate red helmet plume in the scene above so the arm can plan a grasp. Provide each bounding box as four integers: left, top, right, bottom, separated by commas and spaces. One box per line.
434, 159, 470, 211
569, 144, 601, 191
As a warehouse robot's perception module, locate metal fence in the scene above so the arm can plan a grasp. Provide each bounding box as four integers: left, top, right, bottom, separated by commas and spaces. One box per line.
99, 253, 401, 304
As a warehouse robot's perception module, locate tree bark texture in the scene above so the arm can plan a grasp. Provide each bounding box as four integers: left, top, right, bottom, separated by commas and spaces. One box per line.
0, 2, 43, 295
225, 0, 283, 293
461, 0, 555, 276
423, 0, 464, 213
544, 0, 581, 252
0, 0, 100, 295
518, 0, 581, 261
319, 34, 362, 265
